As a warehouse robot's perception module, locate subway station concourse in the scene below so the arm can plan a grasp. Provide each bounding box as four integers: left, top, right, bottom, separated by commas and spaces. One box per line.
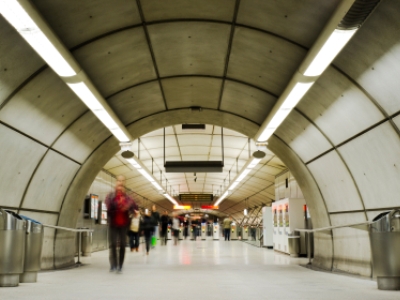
1, 0, 400, 299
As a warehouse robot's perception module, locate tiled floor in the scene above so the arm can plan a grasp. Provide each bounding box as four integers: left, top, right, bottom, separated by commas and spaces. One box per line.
2, 239, 398, 299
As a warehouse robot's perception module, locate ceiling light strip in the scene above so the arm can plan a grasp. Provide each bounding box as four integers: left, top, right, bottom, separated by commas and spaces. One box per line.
214, 151, 265, 207
125, 156, 178, 206
0, 0, 131, 143
255, 0, 362, 142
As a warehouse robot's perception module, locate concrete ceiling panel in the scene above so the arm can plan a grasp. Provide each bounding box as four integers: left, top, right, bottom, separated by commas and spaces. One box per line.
148, 22, 231, 77
220, 80, 276, 124
227, 27, 306, 95
162, 77, 222, 109
330, 213, 371, 276
108, 165, 132, 176
141, 0, 235, 22
212, 135, 248, 149
179, 146, 210, 156
0, 18, 44, 106
338, 122, 400, 210
33, 0, 141, 48
298, 68, 385, 145
143, 126, 175, 137
103, 157, 123, 170
141, 135, 176, 149
0, 125, 47, 207
177, 134, 212, 146
0, 69, 87, 145
237, 0, 340, 47
52, 112, 112, 163
22, 151, 80, 211
334, 1, 400, 116
73, 28, 156, 97
276, 110, 332, 163
108, 81, 165, 125
307, 151, 364, 213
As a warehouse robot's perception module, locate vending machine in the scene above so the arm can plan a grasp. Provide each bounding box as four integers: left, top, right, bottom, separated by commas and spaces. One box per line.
272, 198, 306, 256
213, 223, 219, 240
262, 206, 273, 248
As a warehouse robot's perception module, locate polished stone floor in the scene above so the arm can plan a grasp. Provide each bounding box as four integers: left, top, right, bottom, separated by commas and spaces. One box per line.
2, 239, 398, 299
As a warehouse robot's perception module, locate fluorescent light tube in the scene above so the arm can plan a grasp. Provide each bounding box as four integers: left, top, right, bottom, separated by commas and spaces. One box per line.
304, 29, 357, 77
67, 82, 103, 110
248, 158, 262, 169
151, 181, 163, 191
126, 158, 141, 169
0, 0, 76, 77
137, 169, 155, 182
110, 128, 130, 143
281, 82, 314, 110
236, 168, 252, 183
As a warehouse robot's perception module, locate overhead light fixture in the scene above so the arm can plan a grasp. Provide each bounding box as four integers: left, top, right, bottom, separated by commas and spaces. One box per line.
244, 208, 248, 216
120, 144, 178, 206
173, 205, 191, 210
0, 0, 132, 143
214, 151, 266, 206
0, 0, 77, 77
255, 0, 382, 143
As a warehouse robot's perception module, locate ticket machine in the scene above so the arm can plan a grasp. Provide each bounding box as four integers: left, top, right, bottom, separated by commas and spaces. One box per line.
201, 223, 207, 240
230, 223, 238, 240
213, 223, 219, 240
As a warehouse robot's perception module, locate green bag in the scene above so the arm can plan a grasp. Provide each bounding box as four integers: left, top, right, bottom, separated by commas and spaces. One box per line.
151, 236, 157, 246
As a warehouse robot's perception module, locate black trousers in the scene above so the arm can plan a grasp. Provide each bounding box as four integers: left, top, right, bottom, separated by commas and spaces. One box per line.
160, 226, 168, 245
128, 231, 139, 249
224, 228, 230, 241
109, 226, 127, 269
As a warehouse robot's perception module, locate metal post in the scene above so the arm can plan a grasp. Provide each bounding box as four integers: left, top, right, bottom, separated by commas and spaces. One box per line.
77, 231, 82, 266
307, 232, 312, 265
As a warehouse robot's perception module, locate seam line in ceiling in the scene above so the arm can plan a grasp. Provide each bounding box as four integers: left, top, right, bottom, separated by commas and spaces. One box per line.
217, 0, 241, 110
135, 0, 168, 111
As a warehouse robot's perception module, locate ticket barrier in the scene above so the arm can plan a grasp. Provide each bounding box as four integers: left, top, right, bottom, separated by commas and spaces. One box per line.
213, 223, 219, 240
241, 226, 248, 240
201, 223, 206, 240
167, 225, 172, 240
230, 223, 238, 240
179, 226, 183, 240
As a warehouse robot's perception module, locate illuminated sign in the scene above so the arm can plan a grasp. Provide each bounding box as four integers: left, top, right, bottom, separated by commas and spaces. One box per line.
174, 205, 191, 210
201, 205, 219, 210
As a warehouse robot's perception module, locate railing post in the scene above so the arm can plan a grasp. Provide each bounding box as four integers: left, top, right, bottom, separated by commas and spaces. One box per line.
76, 231, 82, 266
307, 232, 312, 265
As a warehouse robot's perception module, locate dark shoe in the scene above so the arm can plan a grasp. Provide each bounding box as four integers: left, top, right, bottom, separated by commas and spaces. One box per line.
110, 266, 116, 272
117, 267, 123, 274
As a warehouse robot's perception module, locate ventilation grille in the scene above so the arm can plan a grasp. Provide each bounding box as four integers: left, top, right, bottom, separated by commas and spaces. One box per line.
337, 0, 381, 30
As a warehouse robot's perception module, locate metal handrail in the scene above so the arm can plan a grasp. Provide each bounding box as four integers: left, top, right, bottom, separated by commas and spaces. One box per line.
42, 224, 94, 266
295, 220, 372, 233
295, 220, 372, 265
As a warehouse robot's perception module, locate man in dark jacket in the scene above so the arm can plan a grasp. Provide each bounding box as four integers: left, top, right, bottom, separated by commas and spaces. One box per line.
160, 211, 169, 245
140, 209, 154, 255
105, 175, 138, 273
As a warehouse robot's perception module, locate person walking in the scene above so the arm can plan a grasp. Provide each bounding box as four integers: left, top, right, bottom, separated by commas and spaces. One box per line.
160, 211, 169, 245
105, 175, 138, 273
140, 209, 154, 255
223, 216, 232, 241
172, 214, 180, 246
128, 210, 140, 252
150, 205, 160, 248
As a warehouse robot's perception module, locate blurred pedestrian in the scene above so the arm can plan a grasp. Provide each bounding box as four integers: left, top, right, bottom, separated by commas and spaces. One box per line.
223, 215, 232, 241
160, 211, 169, 245
140, 209, 154, 255
172, 214, 180, 245
128, 210, 140, 252
183, 217, 189, 239
105, 175, 138, 273
151, 205, 160, 248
